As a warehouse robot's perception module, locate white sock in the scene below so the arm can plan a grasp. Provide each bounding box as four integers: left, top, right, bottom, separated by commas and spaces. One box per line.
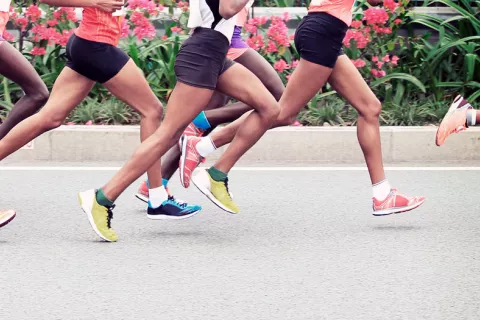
372, 179, 391, 200
466, 109, 476, 126
196, 136, 216, 157
149, 186, 169, 208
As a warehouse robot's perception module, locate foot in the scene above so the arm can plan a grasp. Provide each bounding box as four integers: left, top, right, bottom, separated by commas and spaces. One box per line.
135, 180, 173, 204
436, 95, 472, 146
178, 123, 205, 148
191, 169, 239, 214
372, 189, 425, 216
147, 196, 202, 220
78, 189, 118, 242
0, 210, 16, 228
179, 136, 204, 188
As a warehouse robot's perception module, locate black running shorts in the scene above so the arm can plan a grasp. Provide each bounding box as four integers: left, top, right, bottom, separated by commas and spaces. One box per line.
294, 12, 348, 68
174, 27, 235, 90
65, 33, 130, 83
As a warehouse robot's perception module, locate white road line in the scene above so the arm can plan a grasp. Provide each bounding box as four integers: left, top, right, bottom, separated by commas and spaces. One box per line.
0, 166, 480, 171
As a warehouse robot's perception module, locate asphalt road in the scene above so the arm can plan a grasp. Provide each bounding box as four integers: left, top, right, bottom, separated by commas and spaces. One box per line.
1, 164, 479, 320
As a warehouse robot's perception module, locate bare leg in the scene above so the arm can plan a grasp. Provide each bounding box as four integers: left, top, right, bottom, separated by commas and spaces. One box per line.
0, 41, 49, 139
101, 82, 215, 201
0, 68, 94, 160
211, 63, 280, 173
328, 55, 384, 184
209, 58, 332, 150
103, 59, 164, 188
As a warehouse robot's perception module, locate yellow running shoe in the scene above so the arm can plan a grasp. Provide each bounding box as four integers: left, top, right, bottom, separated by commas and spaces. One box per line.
192, 169, 239, 214
0, 209, 16, 228
78, 189, 118, 242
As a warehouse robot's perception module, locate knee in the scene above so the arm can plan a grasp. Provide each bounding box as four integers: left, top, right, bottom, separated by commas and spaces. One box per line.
28, 85, 49, 108
275, 113, 296, 127
37, 111, 64, 131
263, 102, 280, 125
143, 102, 164, 121
358, 98, 382, 120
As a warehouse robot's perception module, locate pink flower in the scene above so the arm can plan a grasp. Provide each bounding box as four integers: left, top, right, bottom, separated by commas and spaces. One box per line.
265, 40, 277, 53
161, 35, 168, 40
47, 20, 58, 27
274, 59, 290, 73
31, 47, 46, 56
376, 61, 384, 68
56, 29, 74, 46
267, 17, 290, 47
343, 29, 370, 49
286, 74, 291, 81
363, 8, 389, 25
246, 34, 265, 51
372, 56, 379, 62
2, 31, 14, 42
351, 59, 366, 68
382, 55, 390, 62
26, 5, 42, 22
121, 19, 130, 38
171, 26, 182, 33
66, 122, 75, 126
394, 18, 402, 25
378, 70, 386, 77
391, 55, 399, 65
370, 69, 379, 77
292, 120, 302, 126
53, 8, 78, 22
14, 17, 28, 31
244, 22, 257, 34
291, 60, 299, 68
133, 25, 156, 39
289, 34, 295, 40
351, 20, 363, 29
282, 12, 290, 21
383, 0, 400, 12
85, 120, 93, 125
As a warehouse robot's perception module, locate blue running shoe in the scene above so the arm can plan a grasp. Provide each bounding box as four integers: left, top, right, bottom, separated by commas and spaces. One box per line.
147, 196, 201, 220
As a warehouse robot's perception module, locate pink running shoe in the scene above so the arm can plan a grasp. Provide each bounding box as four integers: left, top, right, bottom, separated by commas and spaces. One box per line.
178, 123, 205, 148
372, 189, 425, 216
179, 136, 203, 188
0, 209, 16, 228
135, 180, 172, 203
436, 95, 472, 146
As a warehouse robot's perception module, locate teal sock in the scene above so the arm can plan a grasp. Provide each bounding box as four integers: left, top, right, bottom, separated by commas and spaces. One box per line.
96, 189, 114, 207
192, 111, 211, 130
147, 178, 169, 188
207, 166, 227, 181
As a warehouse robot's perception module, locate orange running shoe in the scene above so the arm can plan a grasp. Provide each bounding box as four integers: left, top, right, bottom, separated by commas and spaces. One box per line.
436, 95, 472, 146
184, 123, 205, 137
0, 209, 16, 228
179, 136, 203, 188
135, 180, 172, 203
373, 189, 425, 216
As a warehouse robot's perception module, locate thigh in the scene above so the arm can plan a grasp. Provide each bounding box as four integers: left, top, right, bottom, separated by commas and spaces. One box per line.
215, 63, 277, 113
234, 49, 284, 100
328, 55, 378, 112
0, 41, 47, 94
41, 67, 94, 119
277, 58, 332, 120
103, 59, 162, 114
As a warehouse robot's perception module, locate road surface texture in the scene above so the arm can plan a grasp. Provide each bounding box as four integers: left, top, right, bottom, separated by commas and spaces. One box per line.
1, 163, 479, 320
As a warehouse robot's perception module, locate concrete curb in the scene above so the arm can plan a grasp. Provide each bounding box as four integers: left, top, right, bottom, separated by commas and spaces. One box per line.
6, 126, 480, 164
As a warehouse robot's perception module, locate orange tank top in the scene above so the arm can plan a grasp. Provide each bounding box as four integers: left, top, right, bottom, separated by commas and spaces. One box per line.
0, 11, 8, 36
75, 8, 124, 46
308, 0, 355, 26
235, 0, 254, 27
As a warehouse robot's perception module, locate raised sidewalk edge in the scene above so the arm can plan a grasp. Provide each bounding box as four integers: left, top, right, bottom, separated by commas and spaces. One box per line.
7, 126, 480, 163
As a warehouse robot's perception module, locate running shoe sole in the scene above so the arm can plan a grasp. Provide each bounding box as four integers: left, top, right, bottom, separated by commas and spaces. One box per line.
179, 135, 189, 188
78, 190, 114, 242
147, 209, 201, 220
135, 193, 148, 204
372, 198, 425, 216
191, 173, 237, 214
0, 211, 16, 228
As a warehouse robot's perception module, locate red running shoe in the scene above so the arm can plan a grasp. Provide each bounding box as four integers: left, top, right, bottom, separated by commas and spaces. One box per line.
179, 136, 203, 188
436, 95, 472, 146
372, 189, 425, 216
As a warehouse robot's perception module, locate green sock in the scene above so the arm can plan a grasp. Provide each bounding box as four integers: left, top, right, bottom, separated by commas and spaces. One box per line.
207, 166, 227, 181
96, 189, 114, 207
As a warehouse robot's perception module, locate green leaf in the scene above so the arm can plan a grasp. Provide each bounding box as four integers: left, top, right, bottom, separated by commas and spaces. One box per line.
371, 73, 426, 92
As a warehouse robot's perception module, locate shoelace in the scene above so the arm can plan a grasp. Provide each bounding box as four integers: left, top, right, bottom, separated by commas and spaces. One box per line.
223, 178, 233, 200
167, 196, 188, 208
106, 204, 115, 229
